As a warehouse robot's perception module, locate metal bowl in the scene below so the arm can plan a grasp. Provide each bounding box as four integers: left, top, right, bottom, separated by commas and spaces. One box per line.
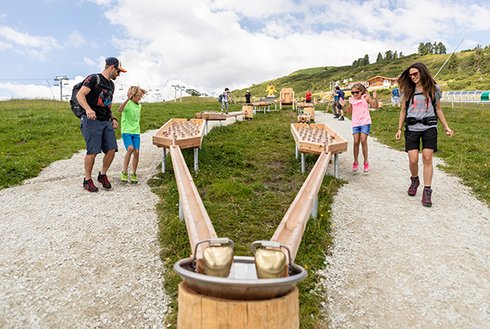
174, 256, 307, 300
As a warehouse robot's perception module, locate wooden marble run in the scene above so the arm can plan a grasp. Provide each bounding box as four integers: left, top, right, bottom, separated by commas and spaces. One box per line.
291, 123, 348, 176
152, 118, 206, 173
280, 88, 295, 110
252, 100, 277, 113
160, 116, 349, 328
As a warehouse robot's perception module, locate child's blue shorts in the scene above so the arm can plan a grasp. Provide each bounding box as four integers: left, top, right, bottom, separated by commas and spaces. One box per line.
352, 124, 371, 135
122, 133, 141, 150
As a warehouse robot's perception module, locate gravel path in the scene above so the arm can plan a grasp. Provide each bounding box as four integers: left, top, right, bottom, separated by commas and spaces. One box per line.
1, 111, 488, 328
315, 111, 490, 329
0, 116, 239, 328
0, 130, 168, 328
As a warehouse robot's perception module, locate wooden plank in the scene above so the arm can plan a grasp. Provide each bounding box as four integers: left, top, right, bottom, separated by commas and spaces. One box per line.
178, 284, 299, 329
169, 146, 217, 263
271, 152, 331, 262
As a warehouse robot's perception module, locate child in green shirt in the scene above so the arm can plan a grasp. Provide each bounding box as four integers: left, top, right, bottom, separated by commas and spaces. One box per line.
118, 86, 147, 183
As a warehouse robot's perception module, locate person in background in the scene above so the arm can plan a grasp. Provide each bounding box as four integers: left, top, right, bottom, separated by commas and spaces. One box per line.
245, 90, 252, 104
77, 57, 126, 192
334, 86, 345, 120
118, 86, 147, 184
221, 88, 230, 114
345, 83, 379, 173
305, 90, 312, 103
395, 62, 454, 207
392, 85, 400, 107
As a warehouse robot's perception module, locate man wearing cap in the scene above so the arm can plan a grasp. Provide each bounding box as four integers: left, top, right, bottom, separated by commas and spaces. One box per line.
77, 57, 127, 192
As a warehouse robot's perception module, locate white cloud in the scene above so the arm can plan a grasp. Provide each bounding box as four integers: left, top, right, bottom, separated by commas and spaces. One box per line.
67, 31, 85, 48
0, 25, 60, 59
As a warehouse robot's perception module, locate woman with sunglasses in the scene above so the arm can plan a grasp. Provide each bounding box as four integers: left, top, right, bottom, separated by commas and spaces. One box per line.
345, 83, 379, 173
396, 62, 454, 207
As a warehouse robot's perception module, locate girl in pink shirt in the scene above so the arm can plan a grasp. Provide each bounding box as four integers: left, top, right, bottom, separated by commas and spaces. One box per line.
345, 83, 379, 173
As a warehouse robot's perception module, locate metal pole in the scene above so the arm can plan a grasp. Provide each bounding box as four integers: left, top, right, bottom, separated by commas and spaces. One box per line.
334, 154, 339, 179
162, 148, 166, 173
301, 153, 305, 173
311, 197, 318, 219
194, 147, 199, 172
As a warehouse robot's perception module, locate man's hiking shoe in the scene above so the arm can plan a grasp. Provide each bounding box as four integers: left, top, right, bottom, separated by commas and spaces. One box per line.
352, 162, 359, 172
120, 171, 128, 183
83, 178, 99, 192
130, 173, 138, 184
97, 172, 112, 189
363, 162, 369, 173
408, 176, 420, 196
422, 187, 432, 207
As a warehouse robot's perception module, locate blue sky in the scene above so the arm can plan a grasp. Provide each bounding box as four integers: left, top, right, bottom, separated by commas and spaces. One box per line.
1, 0, 490, 102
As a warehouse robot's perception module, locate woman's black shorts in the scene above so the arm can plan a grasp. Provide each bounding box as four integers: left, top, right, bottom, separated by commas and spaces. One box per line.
404, 127, 438, 152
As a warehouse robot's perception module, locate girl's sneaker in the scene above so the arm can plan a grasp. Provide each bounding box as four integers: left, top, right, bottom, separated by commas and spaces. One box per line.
352, 162, 359, 172
363, 162, 369, 173
130, 173, 138, 184
120, 171, 128, 183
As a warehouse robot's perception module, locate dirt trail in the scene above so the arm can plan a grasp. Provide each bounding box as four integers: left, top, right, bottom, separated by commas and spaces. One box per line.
315, 111, 490, 329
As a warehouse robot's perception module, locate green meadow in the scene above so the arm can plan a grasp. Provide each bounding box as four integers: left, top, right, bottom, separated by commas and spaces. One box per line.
0, 98, 488, 328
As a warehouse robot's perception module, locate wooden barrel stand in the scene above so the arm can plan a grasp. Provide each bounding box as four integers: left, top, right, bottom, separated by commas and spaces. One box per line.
177, 283, 299, 329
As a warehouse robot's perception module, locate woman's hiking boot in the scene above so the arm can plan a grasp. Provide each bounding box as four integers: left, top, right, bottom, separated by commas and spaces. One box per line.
408, 176, 420, 196
422, 187, 433, 207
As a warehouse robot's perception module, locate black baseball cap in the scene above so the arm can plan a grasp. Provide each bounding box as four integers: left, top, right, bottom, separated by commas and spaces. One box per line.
105, 57, 127, 72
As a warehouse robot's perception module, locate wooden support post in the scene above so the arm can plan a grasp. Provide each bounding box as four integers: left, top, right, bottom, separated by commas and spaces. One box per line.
178, 283, 299, 329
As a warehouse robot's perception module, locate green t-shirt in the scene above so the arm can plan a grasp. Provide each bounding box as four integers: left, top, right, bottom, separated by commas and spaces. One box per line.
121, 100, 141, 134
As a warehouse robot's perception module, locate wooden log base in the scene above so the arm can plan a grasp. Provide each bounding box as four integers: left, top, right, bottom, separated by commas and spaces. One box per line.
178, 282, 299, 329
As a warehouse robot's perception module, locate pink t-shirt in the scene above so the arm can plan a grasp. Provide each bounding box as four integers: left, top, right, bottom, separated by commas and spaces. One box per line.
349, 95, 371, 127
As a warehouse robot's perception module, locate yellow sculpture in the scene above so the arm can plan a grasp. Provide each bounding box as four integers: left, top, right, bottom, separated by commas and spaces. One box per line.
266, 83, 277, 97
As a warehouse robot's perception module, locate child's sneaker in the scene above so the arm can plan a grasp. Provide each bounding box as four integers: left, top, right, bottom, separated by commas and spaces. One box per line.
130, 173, 138, 184
422, 187, 432, 207
363, 162, 369, 173
352, 162, 359, 172
97, 172, 112, 189
338, 116, 345, 121
83, 178, 99, 192
120, 171, 128, 183
407, 176, 420, 196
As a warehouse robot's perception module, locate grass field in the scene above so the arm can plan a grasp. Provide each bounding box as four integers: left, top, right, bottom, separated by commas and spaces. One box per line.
0, 98, 488, 328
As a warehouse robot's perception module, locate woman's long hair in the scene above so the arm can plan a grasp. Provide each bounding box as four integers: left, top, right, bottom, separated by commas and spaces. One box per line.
397, 62, 437, 103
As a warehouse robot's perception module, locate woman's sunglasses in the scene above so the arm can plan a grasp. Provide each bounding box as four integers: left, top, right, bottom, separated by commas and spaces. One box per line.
351, 91, 361, 95
409, 72, 419, 78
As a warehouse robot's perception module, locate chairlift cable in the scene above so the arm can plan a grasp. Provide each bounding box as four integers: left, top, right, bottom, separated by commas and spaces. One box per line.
434, 39, 464, 79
